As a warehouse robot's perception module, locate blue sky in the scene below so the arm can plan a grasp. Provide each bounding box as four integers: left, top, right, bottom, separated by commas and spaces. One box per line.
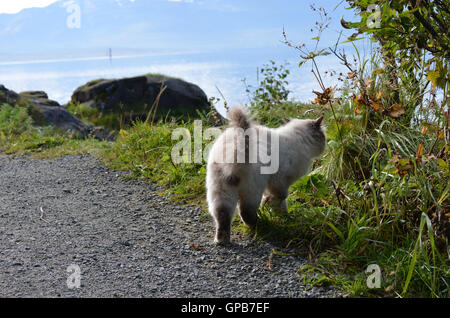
1, 0, 356, 54
0, 0, 366, 113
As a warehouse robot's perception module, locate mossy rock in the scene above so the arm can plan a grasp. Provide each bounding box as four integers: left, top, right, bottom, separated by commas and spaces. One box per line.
0, 85, 110, 140
71, 74, 212, 126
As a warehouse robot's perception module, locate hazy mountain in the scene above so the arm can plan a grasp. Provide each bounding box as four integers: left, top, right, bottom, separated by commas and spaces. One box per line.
0, 0, 292, 61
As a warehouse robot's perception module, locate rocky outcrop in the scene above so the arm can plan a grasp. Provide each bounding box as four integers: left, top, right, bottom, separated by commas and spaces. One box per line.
71, 74, 210, 120
1, 73, 219, 139
19, 91, 60, 107
0, 84, 19, 104
0, 85, 112, 140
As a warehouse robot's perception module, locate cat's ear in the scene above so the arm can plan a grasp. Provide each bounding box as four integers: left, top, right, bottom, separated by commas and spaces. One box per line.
315, 116, 324, 126
282, 118, 290, 124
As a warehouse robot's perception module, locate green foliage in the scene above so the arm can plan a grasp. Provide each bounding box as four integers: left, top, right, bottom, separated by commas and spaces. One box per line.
66, 102, 122, 131
0, 103, 105, 157
344, 0, 449, 71
343, 0, 449, 119
266, 2, 450, 297
244, 61, 291, 123
0, 104, 33, 136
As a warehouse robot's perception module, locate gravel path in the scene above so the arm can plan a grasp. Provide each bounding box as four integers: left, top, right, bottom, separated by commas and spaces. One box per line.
0, 154, 337, 297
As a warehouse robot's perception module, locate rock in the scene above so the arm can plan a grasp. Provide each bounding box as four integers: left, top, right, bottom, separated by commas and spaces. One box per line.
0, 84, 19, 104
19, 91, 49, 99
0, 85, 112, 140
37, 104, 91, 136
71, 74, 210, 121
19, 91, 60, 107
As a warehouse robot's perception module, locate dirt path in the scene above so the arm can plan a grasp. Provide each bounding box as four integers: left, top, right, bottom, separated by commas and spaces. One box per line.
0, 154, 336, 297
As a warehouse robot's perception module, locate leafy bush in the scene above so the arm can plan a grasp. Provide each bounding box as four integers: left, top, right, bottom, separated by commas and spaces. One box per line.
0, 103, 33, 137
244, 61, 293, 126
66, 102, 122, 131
250, 3, 450, 297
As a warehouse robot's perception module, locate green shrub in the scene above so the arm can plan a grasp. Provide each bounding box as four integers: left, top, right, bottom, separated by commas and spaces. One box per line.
244, 61, 293, 126
66, 102, 121, 131
0, 104, 33, 137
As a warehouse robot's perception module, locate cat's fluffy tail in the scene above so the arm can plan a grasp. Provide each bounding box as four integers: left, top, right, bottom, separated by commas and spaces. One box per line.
227, 108, 251, 130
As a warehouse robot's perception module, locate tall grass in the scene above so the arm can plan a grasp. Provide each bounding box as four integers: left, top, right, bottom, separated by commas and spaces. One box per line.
277, 31, 449, 296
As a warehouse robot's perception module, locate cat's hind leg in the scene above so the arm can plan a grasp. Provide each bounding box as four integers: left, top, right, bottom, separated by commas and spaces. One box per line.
207, 186, 238, 245
263, 187, 289, 214
238, 189, 264, 228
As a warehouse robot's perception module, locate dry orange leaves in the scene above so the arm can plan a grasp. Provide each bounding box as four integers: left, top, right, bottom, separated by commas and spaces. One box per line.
352, 91, 405, 118
312, 87, 335, 105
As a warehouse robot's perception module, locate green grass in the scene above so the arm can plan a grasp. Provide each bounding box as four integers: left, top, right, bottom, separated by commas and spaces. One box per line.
144, 72, 182, 81
0, 103, 107, 158
79, 78, 107, 88
65, 102, 123, 131
66, 99, 210, 132
250, 100, 325, 127
101, 120, 208, 206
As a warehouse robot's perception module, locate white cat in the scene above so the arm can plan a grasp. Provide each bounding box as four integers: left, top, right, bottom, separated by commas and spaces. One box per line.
206, 108, 326, 245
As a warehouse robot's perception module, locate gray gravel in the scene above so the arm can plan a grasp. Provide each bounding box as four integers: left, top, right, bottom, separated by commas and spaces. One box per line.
0, 154, 337, 297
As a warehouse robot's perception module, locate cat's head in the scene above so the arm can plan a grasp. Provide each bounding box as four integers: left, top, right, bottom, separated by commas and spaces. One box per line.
308, 116, 326, 156
283, 116, 327, 158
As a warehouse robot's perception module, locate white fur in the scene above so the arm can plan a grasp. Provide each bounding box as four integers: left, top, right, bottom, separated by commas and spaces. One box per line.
206, 109, 326, 244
